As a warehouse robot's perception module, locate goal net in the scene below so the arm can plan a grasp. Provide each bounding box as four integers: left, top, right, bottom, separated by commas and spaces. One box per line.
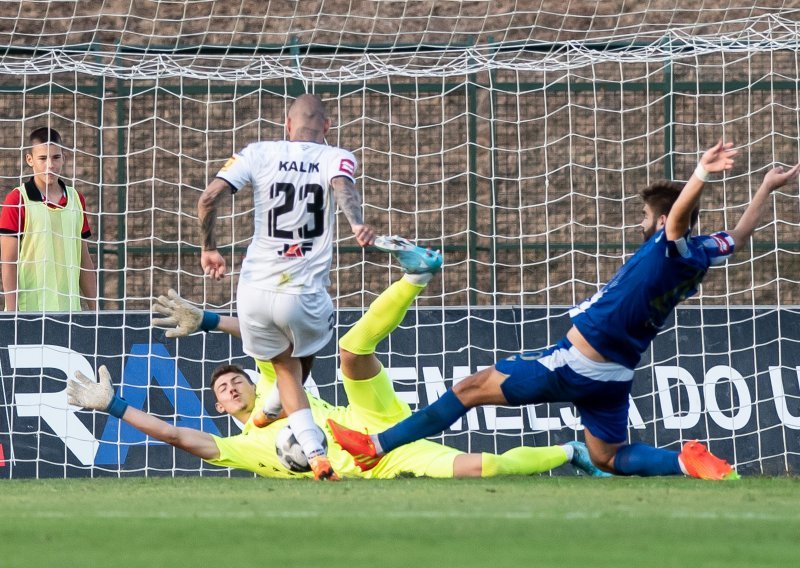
0, 2, 798, 477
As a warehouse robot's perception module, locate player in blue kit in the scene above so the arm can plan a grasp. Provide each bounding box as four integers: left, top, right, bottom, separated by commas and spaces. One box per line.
329, 140, 800, 480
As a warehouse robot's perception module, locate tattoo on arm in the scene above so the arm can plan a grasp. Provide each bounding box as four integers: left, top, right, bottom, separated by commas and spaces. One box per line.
332, 177, 364, 226
198, 178, 230, 251
201, 209, 218, 250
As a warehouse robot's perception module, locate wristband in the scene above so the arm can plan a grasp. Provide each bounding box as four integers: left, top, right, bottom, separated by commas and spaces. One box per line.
200, 310, 220, 332
694, 164, 710, 182
106, 395, 129, 419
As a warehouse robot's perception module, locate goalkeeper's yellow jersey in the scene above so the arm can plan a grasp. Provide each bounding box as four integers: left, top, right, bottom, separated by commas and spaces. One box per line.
206, 369, 462, 479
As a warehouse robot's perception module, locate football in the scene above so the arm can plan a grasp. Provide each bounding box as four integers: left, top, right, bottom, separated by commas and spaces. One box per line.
275, 425, 328, 473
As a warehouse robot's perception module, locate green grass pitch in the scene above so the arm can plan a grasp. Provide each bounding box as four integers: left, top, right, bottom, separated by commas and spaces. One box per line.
1, 476, 798, 568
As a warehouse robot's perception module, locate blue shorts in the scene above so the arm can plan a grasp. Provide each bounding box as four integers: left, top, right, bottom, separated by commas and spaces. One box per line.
495, 338, 634, 444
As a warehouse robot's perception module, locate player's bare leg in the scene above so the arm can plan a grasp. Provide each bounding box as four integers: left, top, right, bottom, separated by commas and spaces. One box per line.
253, 354, 315, 428
272, 348, 338, 480
582, 428, 622, 473
451, 366, 510, 406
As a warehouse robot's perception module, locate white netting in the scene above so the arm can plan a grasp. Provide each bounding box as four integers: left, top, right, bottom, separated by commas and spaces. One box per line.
0, 2, 799, 80
0, 2, 798, 477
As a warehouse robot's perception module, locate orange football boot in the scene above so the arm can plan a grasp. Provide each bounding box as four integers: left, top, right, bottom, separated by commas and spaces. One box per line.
327, 419, 383, 471
309, 455, 340, 481
680, 440, 740, 480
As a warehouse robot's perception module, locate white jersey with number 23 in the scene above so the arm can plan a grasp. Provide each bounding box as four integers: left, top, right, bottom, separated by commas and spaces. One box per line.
216, 140, 357, 294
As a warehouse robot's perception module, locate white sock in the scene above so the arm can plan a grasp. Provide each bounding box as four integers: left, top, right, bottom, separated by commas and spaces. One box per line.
262, 384, 283, 418
371, 434, 384, 456
287, 409, 325, 460
403, 273, 433, 286
561, 444, 575, 462
678, 456, 689, 475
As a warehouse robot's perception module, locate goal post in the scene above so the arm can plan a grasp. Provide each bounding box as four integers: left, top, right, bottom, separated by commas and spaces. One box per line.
0, 3, 798, 477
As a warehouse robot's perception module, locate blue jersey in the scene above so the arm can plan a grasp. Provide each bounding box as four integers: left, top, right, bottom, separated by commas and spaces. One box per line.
569, 229, 734, 369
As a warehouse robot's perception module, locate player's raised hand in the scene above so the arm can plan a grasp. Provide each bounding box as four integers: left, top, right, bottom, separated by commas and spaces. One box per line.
700, 140, 738, 174
201, 249, 227, 280
68, 366, 114, 410
761, 162, 800, 192
352, 223, 376, 247
152, 289, 203, 337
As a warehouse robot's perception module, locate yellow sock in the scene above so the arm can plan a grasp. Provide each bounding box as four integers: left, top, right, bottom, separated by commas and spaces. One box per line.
481, 446, 569, 477
339, 277, 424, 355
255, 359, 277, 387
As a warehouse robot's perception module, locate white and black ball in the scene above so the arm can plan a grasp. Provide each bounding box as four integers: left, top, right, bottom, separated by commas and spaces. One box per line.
275, 425, 328, 473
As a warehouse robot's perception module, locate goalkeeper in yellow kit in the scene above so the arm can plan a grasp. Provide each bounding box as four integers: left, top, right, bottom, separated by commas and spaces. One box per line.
68, 240, 608, 479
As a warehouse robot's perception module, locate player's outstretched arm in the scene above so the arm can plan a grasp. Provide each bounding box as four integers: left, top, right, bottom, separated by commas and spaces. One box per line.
152, 289, 241, 338
666, 140, 738, 241
726, 162, 800, 249
331, 176, 376, 246
68, 366, 220, 460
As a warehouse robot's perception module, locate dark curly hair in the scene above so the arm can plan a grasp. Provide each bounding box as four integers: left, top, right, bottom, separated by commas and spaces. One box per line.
640, 180, 699, 228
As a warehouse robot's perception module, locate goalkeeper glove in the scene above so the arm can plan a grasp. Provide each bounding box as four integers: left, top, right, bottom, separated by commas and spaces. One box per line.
152, 288, 219, 337
68, 365, 129, 418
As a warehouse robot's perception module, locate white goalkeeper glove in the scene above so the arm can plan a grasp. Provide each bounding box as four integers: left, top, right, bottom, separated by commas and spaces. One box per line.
68, 365, 129, 418
152, 289, 219, 337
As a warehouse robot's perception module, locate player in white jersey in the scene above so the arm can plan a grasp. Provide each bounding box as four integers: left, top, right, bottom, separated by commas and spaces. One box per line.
197, 94, 376, 480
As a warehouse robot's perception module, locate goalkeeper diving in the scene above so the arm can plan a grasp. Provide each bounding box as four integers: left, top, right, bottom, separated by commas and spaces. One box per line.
68, 239, 608, 479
